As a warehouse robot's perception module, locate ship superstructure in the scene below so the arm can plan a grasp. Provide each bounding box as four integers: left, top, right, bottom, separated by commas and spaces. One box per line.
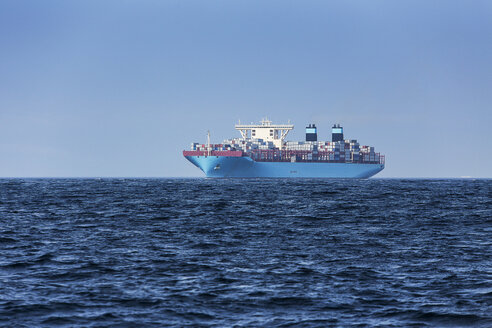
234, 118, 294, 148
183, 119, 385, 178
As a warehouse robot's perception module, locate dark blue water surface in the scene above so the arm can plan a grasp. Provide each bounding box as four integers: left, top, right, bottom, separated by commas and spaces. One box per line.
0, 178, 491, 327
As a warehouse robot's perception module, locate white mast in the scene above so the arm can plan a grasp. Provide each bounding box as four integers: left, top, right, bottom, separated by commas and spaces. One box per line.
207, 130, 211, 156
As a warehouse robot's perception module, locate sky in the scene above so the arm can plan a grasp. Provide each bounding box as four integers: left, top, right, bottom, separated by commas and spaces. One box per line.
1, 0, 491, 178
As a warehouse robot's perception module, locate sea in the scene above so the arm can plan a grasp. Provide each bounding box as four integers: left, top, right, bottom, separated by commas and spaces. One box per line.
0, 178, 491, 327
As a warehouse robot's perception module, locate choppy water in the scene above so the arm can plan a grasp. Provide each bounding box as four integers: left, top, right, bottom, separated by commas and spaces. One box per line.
0, 178, 491, 327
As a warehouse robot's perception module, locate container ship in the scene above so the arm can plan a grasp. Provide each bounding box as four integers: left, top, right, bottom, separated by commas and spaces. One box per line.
183, 119, 385, 178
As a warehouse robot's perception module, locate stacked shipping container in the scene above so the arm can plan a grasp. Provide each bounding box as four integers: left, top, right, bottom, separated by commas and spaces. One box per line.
189, 137, 384, 165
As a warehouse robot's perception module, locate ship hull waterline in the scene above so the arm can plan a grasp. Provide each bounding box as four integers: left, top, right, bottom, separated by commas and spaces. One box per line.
185, 155, 384, 178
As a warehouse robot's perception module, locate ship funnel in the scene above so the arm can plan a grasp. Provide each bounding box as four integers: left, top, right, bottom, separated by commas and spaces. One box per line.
332, 124, 343, 142
306, 123, 317, 141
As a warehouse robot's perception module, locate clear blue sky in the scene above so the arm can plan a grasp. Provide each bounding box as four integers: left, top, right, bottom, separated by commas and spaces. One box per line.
1, 0, 491, 177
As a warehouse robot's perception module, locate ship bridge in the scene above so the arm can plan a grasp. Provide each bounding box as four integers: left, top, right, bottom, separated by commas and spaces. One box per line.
235, 118, 294, 148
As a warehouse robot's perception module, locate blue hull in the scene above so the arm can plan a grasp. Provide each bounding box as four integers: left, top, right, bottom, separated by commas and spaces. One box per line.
185, 156, 384, 178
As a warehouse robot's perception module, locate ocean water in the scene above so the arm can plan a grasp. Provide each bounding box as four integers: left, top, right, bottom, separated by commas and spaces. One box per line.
0, 178, 491, 327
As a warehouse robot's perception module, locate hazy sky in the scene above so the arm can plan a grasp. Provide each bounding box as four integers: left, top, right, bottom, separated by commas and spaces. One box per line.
1, 0, 491, 177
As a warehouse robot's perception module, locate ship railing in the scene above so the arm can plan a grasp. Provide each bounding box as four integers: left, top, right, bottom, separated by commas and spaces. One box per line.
182, 150, 244, 157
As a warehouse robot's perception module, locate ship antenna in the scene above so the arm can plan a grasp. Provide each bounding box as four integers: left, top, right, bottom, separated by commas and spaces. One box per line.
207, 130, 211, 157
